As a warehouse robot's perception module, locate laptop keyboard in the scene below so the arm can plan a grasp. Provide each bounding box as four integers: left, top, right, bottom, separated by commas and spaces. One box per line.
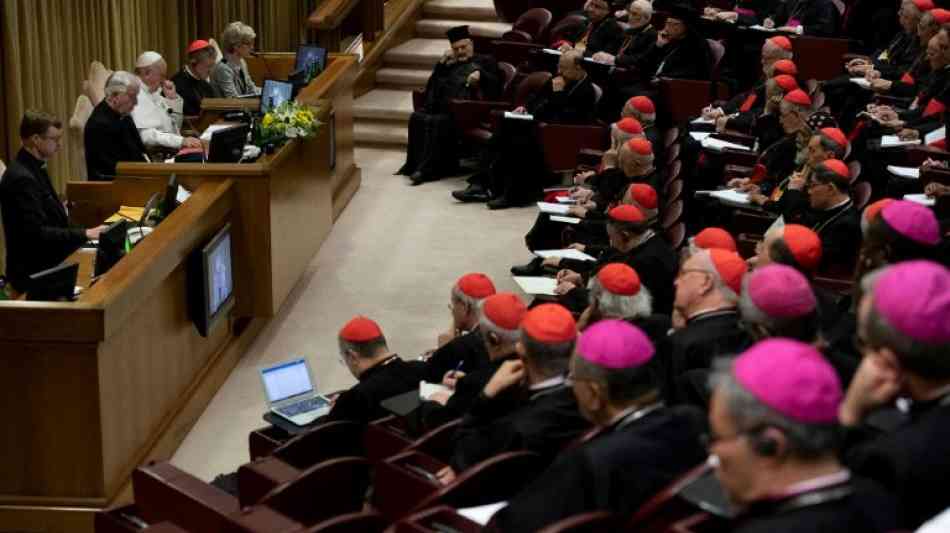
277, 397, 326, 417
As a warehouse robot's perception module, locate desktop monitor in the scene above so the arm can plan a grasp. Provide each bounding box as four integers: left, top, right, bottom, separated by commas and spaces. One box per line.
260, 79, 293, 114
207, 124, 249, 163
94, 219, 129, 277
188, 223, 235, 337
27, 262, 79, 301
294, 45, 327, 80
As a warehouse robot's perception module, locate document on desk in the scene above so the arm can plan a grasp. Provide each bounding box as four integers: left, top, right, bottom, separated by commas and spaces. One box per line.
105, 206, 146, 223
537, 201, 572, 215
850, 78, 871, 89
541, 48, 563, 56
925, 126, 946, 145
880, 135, 921, 148
550, 215, 581, 224
697, 189, 752, 207
904, 193, 936, 206
701, 137, 752, 152
748, 24, 777, 32
504, 111, 534, 120
419, 381, 453, 401
692, 116, 716, 125
886, 165, 920, 179
176, 185, 192, 203
457, 502, 509, 526
534, 249, 597, 261
690, 131, 713, 142
556, 196, 575, 203
199, 124, 236, 142
513, 276, 558, 296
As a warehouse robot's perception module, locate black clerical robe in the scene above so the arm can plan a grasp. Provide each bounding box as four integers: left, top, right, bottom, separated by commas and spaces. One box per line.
170, 68, 221, 116
325, 356, 425, 424
614, 24, 658, 69
663, 309, 748, 406
769, 0, 839, 37
399, 54, 502, 178
845, 393, 950, 529
449, 380, 590, 471
635, 34, 712, 81
84, 100, 147, 181
490, 404, 708, 532
0, 149, 88, 292
421, 327, 489, 384
780, 193, 861, 270
731, 476, 898, 533
567, 16, 625, 57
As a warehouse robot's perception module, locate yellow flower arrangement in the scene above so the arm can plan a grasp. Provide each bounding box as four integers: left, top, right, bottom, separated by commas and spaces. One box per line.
257, 101, 321, 145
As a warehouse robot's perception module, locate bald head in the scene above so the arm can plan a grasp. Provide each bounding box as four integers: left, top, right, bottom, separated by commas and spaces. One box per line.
558, 49, 586, 81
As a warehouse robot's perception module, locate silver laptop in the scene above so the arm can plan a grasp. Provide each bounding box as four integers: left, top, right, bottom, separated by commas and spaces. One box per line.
259, 357, 331, 426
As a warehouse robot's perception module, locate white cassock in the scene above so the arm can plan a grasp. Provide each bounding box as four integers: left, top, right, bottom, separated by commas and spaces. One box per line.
131, 79, 185, 150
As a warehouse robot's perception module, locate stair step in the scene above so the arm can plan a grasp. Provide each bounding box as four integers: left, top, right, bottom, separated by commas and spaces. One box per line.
354, 120, 409, 146
415, 19, 511, 39
423, 0, 498, 21
375, 67, 431, 89
384, 38, 448, 67
354, 89, 415, 121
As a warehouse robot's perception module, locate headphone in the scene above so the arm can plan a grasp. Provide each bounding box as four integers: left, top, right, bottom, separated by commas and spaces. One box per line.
750, 430, 780, 457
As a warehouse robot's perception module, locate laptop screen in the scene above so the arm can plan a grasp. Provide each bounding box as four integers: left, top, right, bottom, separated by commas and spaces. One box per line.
261, 79, 293, 114
261, 358, 314, 402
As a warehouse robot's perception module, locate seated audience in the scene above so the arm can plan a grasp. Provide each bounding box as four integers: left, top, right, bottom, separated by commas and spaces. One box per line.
440, 303, 590, 477
559, 0, 625, 57
709, 339, 898, 532
0, 112, 108, 293
327, 316, 424, 423
171, 39, 221, 116
84, 71, 147, 181
399, 25, 502, 185
687, 227, 738, 257
131, 51, 201, 154
764, 0, 840, 37
703, 0, 774, 25
490, 320, 707, 531
592, 0, 657, 67
577, 263, 671, 343
841, 261, 950, 528
421, 273, 496, 383
211, 21, 260, 98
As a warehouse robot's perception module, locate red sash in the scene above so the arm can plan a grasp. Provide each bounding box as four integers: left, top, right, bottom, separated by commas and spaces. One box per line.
739, 93, 758, 113
923, 98, 946, 118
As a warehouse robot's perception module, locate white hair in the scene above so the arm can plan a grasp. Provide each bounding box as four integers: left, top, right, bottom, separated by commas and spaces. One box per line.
630, 0, 653, 17
587, 277, 654, 318
452, 285, 482, 314
221, 21, 257, 53
477, 301, 521, 344
694, 250, 739, 303
104, 71, 140, 98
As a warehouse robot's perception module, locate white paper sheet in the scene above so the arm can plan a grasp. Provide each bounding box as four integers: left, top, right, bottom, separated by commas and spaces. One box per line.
701, 137, 752, 152
550, 215, 582, 224
748, 24, 777, 32
504, 111, 534, 120
534, 249, 597, 262
904, 193, 936, 206
541, 48, 563, 56
692, 116, 716, 125
886, 165, 920, 179
925, 126, 946, 145
512, 276, 558, 296
457, 502, 509, 526
697, 189, 752, 206
880, 135, 921, 148
199, 124, 237, 142
176, 185, 192, 203
850, 78, 871, 89
556, 196, 575, 203
419, 381, 453, 401
537, 201, 571, 215
690, 131, 713, 141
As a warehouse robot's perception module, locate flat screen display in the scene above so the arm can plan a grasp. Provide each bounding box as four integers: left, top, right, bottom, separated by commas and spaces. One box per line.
205, 230, 233, 318
261, 79, 293, 114
295, 45, 327, 77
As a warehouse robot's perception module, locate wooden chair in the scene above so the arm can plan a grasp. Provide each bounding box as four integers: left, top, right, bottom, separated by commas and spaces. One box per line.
372, 451, 447, 520
665, 179, 684, 206
273, 420, 365, 469
453, 71, 553, 144
363, 415, 414, 463
407, 418, 464, 462
131, 462, 241, 532
655, 78, 730, 126
502, 8, 554, 43
661, 200, 684, 230
537, 511, 619, 533
791, 36, 852, 82
389, 505, 483, 533
548, 14, 587, 46
248, 425, 289, 460
539, 122, 610, 175
258, 457, 371, 526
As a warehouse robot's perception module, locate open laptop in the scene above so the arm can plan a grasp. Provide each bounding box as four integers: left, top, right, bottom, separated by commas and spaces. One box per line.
259, 357, 331, 426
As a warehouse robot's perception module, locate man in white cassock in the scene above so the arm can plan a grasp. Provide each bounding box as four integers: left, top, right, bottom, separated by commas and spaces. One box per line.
131, 51, 202, 154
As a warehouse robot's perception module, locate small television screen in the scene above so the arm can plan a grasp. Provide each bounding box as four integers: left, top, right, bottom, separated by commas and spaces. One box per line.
207, 124, 249, 163
27, 262, 79, 301
188, 223, 235, 337
260, 79, 293, 114
94, 219, 129, 277
294, 45, 327, 79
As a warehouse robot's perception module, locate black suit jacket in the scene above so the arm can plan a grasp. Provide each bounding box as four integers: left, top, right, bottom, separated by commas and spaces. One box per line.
615, 24, 659, 68
528, 76, 598, 125
170, 69, 221, 116
569, 16, 626, 57
84, 100, 147, 181
0, 149, 87, 291
421, 327, 489, 383
662, 309, 748, 405
636, 35, 712, 80
325, 356, 425, 424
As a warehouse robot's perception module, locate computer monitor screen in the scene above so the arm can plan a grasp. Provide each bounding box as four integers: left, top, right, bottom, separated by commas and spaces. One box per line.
260, 79, 293, 114
204, 227, 233, 318
161, 174, 179, 219
189, 223, 235, 337
27, 262, 79, 301
294, 45, 327, 78
94, 220, 129, 277
261, 358, 315, 403
207, 124, 249, 163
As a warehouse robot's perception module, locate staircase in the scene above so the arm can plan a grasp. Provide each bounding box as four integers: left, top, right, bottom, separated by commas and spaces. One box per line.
353, 0, 511, 147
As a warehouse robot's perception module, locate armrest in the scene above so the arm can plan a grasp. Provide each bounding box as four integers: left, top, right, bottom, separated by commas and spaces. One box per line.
372, 451, 446, 520
711, 132, 756, 147
449, 99, 512, 131
237, 457, 299, 507
538, 123, 610, 173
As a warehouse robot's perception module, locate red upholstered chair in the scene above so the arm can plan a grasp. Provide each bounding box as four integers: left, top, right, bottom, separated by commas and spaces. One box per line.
363, 415, 414, 463
623, 463, 718, 533
665, 222, 687, 251
372, 451, 448, 520
548, 14, 587, 46
536, 511, 619, 533
502, 8, 554, 43
273, 420, 365, 469
655, 78, 730, 125
238, 456, 302, 507
453, 71, 553, 144
258, 457, 372, 526
847, 160, 861, 184
791, 37, 852, 82
407, 418, 464, 462
539, 122, 610, 175
491, 40, 546, 71
248, 426, 289, 460
131, 462, 241, 532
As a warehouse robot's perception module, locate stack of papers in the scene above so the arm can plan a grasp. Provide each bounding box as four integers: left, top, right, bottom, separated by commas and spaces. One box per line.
702, 137, 753, 152
748, 24, 777, 32
504, 111, 534, 121
541, 48, 563, 56
555, 196, 575, 204
457, 502, 508, 525
513, 276, 558, 295
537, 201, 572, 215
691, 116, 716, 125
850, 78, 872, 89
176, 185, 192, 203
550, 215, 581, 224
697, 189, 752, 207
880, 135, 921, 148
690, 132, 713, 142
199, 123, 237, 142
419, 381, 453, 401
534, 249, 597, 261
904, 193, 936, 206
886, 165, 920, 179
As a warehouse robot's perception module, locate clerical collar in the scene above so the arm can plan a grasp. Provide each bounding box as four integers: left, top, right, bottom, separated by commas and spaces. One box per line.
686, 307, 737, 322
769, 469, 851, 500
359, 354, 399, 381
16, 148, 45, 172
607, 401, 664, 431
823, 197, 851, 211
529, 375, 568, 400
185, 65, 207, 82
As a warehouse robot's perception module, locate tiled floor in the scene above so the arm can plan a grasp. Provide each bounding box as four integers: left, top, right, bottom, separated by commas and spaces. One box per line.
171, 148, 537, 480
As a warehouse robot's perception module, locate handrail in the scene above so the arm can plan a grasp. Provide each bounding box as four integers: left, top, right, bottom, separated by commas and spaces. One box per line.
309, 0, 362, 29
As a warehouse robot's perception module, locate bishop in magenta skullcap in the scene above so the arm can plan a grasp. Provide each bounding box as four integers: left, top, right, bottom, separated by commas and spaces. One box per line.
734, 338, 843, 424
880, 200, 941, 247
746, 264, 816, 318
576, 319, 654, 369
871, 260, 950, 344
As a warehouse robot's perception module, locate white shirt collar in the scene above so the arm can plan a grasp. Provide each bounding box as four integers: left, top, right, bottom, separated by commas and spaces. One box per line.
530, 375, 567, 391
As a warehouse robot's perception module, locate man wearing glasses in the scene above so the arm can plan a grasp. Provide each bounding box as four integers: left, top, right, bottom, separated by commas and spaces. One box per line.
0, 111, 109, 294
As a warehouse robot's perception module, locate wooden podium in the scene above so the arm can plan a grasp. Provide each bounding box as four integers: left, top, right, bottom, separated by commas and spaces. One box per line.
0, 54, 360, 532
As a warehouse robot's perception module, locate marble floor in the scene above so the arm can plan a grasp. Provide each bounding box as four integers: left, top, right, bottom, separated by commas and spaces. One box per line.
171, 147, 537, 480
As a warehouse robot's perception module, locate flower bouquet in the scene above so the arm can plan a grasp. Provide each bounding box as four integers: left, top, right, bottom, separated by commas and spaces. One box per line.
256, 101, 321, 147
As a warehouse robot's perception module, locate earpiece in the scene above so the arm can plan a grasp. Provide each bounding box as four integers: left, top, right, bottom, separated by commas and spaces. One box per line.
751, 434, 779, 457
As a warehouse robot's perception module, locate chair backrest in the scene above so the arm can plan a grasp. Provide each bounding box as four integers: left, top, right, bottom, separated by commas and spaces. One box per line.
372, 451, 446, 520
259, 457, 371, 526
549, 14, 587, 45
666, 159, 683, 185
665, 222, 687, 251
412, 451, 546, 513
791, 37, 851, 82
666, 142, 682, 166
707, 39, 726, 76
515, 71, 554, 107
274, 420, 365, 469
538, 123, 610, 173
514, 8, 554, 42
363, 416, 414, 463
661, 199, 684, 230
408, 418, 464, 462
301, 511, 389, 533
851, 181, 872, 210
536, 511, 618, 533
664, 127, 680, 149
665, 179, 684, 205
848, 160, 861, 183
591, 82, 603, 105
499, 61, 518, 96
132, 462, 240, 532
656, 78, 730, 126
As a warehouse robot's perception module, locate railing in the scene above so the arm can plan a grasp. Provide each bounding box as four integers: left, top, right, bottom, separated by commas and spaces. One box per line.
309, 0, 386, 50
